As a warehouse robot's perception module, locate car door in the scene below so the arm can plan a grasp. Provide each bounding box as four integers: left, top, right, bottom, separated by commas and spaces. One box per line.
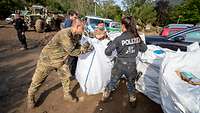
155, 39, 188, 51
149, 36, 187, 51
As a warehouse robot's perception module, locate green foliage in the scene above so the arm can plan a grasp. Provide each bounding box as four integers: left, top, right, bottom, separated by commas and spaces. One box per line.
123, 0, 157, 28
0, 0, 25, 18
0, 0, 123, 21
2, 0, 200, 26
133, 3, 157, 28
155, 0, 170, 26
96, 0, 122, 21
46, 0, 64, 13
169, 0, 200, 24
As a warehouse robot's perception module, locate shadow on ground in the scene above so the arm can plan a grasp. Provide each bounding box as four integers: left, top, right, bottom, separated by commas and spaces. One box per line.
92, 80, 163, 113
0, 59, 36, 113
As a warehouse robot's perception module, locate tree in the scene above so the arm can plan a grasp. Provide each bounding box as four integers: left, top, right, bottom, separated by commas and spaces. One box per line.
122, 0, 157, 29
0, 0, 122, 20
169, 0, 200, 24
155, 0, 170, 26
96, 0, 122, 21
0, 0, 25, 18
133, 3, 157, 28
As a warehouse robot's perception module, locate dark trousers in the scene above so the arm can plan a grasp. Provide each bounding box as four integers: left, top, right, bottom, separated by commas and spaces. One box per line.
106, 60, 137, 95
17, 29, 27, 49
68, 56, 78, 77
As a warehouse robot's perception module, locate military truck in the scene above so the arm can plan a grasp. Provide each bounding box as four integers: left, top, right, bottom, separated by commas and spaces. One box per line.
24, 5, 56, 33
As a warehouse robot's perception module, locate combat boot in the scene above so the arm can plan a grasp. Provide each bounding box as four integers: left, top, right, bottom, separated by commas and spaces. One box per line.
64, 93, 77, 102
101, 89, 111, 102
27, 94, 36, 109
129, 93, 137, 108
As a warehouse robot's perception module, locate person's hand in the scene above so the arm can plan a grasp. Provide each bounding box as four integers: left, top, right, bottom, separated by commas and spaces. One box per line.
80, 42, 94, 54
105, 35, 111, 40
96, 34, 105, 39
87, 44, 94, 52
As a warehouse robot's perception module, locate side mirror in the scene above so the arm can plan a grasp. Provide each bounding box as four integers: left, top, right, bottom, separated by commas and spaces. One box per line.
174, 36, 185, 42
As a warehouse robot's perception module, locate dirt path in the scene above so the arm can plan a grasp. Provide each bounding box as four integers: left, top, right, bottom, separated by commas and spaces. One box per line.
0, 24, 163, 113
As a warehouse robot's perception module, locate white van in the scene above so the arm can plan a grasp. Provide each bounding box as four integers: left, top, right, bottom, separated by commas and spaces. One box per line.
5, 14, 16, 24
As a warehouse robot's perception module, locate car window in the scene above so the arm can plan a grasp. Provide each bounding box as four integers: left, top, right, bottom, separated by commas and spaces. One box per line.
185, 31, 200, 42
27, 12, 31, 15
88, 19, 101, 29
111, 23, 120, 28
104, 22, 110, 27
169, 31, 177, 36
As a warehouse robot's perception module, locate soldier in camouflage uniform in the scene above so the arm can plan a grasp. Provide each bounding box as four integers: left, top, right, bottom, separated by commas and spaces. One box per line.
27, 19, 92, 109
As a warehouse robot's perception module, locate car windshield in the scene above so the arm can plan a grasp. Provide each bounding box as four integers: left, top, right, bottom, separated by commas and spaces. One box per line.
168, 27, 200, 43
104, 21, 110, 28
185, 31, 200, 42
8, 14, 14, 18
111, 22, 120, 28
21, 10, 30, 16
89, 18, 102, 29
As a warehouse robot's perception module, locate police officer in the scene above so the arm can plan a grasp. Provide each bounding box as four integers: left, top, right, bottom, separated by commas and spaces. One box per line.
14, 13, 28, 50
102, 16, 147, 107
27, 19, 92, 109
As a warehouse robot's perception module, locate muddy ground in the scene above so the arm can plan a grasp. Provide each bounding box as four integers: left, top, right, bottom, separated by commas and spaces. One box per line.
0, 23, 163, 113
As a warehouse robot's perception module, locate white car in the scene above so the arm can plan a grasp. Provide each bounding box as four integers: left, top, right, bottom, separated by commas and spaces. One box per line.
85, 16, 113, 32
5, 14, 16, 24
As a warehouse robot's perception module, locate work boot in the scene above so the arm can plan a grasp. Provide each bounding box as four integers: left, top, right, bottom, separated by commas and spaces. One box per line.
20, 47, 28, 51
101, 89, 111, 102
129, 93, 137, 108
20, 47, 26, 50
27, 94, 36, 109
64, 93, 77, 102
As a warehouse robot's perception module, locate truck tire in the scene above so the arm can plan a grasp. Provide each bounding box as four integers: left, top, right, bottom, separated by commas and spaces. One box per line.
35, 19, 45, 33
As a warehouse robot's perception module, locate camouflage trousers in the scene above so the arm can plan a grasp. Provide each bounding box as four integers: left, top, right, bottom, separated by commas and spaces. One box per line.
28, 59, 71, 97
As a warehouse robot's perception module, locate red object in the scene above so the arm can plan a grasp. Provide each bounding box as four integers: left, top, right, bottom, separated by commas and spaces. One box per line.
160, 24, 193, 37
161, 27, 186, 37
161, 28, 170, 37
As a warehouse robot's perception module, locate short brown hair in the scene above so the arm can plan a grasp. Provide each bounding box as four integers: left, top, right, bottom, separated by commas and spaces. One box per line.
68, 10, 78, 16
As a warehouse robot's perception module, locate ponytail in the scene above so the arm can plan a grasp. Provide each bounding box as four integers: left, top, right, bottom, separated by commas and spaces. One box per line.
121, 16, 140, 39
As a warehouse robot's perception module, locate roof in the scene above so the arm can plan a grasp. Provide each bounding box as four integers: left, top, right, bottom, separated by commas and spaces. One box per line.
168, 24, 194, 29
85, 16, 113, 22
32, 5, 44, 9
103, 18, 112, 22
86, 16, 104, 20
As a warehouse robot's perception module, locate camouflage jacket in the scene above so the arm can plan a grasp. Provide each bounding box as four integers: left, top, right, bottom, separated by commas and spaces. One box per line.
39, 28, 89, 66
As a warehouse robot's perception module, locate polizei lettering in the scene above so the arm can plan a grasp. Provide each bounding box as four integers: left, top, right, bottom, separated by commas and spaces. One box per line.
121, 37, 140, 46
